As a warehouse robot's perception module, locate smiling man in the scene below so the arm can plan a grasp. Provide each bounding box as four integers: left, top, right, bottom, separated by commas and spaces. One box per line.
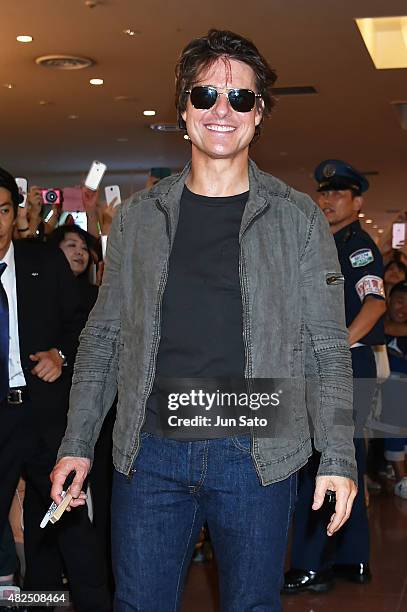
52, 32, 357, 611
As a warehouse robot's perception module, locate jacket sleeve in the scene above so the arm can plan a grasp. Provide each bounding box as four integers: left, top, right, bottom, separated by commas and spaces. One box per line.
57, 207, 123, 463
301, 206, 357, 483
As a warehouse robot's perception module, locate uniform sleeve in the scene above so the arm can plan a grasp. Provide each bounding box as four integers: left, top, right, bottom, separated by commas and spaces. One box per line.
347, 241, 385, 302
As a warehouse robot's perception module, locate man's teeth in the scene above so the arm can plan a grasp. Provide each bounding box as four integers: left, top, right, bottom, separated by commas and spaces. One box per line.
206, 125, 235, 132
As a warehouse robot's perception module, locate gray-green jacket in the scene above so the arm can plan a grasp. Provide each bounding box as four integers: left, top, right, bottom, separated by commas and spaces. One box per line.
58, 160, 356, 485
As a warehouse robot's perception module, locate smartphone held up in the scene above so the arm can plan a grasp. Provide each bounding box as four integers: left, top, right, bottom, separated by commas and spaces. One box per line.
15, 177, 28, 207
105, 185, 121, 207
392, 223, 406, 249
84, 160, 107, 191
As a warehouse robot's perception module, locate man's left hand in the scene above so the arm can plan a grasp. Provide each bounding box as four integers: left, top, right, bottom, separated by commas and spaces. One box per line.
30, 349, 63, 382
313, 475, 357, 536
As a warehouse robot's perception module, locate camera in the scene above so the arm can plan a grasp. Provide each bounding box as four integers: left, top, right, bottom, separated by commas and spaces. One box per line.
41, 188, 62, 206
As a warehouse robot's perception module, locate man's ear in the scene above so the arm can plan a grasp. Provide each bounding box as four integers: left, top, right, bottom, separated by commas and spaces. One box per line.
352, 195, 363, 214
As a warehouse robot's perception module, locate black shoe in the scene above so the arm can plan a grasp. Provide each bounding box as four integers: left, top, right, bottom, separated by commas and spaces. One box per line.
333, 563, 372, 584
282, 568, 334, 594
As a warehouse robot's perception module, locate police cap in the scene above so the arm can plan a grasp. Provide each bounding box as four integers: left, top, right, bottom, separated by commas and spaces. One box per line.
314, 159, 369, 195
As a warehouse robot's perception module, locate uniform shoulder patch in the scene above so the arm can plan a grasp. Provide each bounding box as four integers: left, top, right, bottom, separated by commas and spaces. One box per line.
349, 248, 374, 268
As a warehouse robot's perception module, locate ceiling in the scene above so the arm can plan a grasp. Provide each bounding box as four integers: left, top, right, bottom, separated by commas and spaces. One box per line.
1, 0, 407, 237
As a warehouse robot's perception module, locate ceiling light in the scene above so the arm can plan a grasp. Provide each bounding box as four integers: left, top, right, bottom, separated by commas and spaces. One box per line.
123, 29, 139, 36
3, 83, 14, 89
378, 229, 384, 234
68, 114, 79, 119
16, 35, 33, 43
183, 134, 190, 140
372, 224, 378, 229
143, 110, 156, 116
365, 219, 373, 224
38, 100, 51, 106
358, 212, 365, 218
90, 78, 104, 86
356, 16, 407, 69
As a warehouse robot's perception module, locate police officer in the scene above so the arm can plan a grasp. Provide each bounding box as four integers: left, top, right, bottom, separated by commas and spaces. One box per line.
284, 159, 386, 593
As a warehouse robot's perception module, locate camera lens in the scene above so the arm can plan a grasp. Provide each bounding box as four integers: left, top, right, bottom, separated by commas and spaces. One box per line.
45, 190, 57, 204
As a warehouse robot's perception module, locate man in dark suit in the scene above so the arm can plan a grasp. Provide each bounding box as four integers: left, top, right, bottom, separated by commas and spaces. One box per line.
0, 167, 110, 611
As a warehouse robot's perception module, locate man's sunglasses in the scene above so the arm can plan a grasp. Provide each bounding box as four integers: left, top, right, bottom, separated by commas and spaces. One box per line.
185, 86, 262, 113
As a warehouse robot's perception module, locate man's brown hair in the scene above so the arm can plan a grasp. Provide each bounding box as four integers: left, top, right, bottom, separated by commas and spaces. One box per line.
175, 29, 277, 143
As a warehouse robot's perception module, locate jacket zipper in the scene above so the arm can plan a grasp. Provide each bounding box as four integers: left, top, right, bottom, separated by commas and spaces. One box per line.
239, 203, 269, 482
127, 199, 171, 478
239, 204, 269, 380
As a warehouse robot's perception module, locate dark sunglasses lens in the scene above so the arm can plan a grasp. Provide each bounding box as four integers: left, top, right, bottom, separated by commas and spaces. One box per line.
228, 89, 256, 112
190, 87, 217, 109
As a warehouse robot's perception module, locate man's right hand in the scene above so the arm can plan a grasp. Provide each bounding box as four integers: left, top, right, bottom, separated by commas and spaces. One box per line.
50, 457, 91, 509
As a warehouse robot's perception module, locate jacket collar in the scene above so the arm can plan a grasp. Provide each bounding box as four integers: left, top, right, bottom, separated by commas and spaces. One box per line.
150, 158, 269, 242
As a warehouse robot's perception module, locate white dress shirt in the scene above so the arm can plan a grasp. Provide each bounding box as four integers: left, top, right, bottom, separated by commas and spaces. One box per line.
0, 242, 26, 388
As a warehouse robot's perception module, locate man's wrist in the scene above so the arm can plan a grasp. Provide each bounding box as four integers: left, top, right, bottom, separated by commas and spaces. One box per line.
51, 348, 67, 367
57, 349, 67, 366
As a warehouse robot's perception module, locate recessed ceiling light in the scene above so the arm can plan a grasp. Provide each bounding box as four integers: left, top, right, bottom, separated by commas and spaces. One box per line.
16, 35, 33, 43
356, 16, 407, 69
183, 134, 190, 140
68, 114, 79, 120
143, 110, 156, 116
116, 137, 129, 142
3, 83, 14, 89
372, 224, 378, 229
123, 29, 139, 36
90, 78, 104, 86
378, 229, 384, 234
365, 219, 373, 224
38, 100, 51, 106
358, 212, 366, 218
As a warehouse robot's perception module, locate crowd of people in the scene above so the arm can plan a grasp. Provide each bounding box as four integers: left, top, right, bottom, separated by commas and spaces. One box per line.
1, 27, 406, 612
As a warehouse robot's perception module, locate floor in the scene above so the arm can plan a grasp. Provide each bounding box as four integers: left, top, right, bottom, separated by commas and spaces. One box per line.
181, 485, 407, 612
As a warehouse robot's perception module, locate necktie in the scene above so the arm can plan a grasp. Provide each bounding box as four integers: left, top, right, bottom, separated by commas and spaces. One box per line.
0, 262, 9, 402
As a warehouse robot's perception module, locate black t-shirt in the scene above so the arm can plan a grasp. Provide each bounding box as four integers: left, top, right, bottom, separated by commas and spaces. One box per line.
142, 185, 248, 437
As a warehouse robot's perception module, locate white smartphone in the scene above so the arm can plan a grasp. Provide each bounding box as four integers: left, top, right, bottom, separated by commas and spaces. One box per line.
392, 223, 406, 249
15, 177, 28, 207
105, 185, 121, 207
84, 160, 107, 191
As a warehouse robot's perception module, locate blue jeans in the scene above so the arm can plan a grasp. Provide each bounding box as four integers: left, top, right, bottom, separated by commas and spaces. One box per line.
111, 433, 297, 612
